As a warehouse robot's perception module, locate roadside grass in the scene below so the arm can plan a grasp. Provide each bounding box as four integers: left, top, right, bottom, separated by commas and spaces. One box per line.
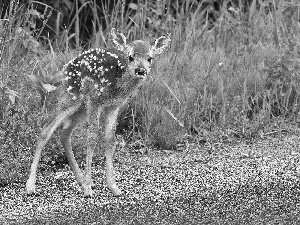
0, 1, 300, 222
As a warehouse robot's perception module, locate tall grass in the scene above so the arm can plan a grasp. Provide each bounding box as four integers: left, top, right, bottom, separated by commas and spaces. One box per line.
0, 0, 300, 183
138, 0, 300, 148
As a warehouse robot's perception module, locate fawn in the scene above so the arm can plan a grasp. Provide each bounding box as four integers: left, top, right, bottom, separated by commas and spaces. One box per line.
26, 28, 171, 197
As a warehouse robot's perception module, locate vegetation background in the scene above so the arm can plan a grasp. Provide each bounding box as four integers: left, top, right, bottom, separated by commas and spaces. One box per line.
1, 0, 300, 224
0, 0, 300, 206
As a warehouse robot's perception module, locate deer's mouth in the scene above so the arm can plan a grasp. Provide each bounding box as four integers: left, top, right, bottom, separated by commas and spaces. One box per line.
135, 68, 147, 77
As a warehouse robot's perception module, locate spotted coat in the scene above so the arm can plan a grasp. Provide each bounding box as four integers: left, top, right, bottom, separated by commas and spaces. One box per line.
65, 48, 126, 95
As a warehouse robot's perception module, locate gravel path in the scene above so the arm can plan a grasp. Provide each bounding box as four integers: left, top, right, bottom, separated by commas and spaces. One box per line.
2, 134, 300, 224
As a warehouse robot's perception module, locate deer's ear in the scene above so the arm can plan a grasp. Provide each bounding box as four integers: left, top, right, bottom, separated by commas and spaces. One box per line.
111, 28, 128, 52
151, 33, 171, 55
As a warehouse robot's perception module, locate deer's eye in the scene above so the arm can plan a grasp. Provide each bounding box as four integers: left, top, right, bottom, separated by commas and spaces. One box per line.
147, 57, 153, 63
129, 55, 134, 62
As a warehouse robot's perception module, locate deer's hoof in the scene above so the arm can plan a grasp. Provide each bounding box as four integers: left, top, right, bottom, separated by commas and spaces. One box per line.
110, 185, 122, 197
26, 180, 36, 194
83, 184, 93, 198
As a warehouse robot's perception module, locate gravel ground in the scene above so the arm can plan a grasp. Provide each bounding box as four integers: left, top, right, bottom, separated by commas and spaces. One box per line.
2, 133, 300, 224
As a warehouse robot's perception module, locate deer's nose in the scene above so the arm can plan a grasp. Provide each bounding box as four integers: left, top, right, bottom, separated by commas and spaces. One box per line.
135, 68, 147, 76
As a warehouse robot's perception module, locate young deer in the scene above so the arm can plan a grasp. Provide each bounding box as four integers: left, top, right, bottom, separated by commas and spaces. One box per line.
26, 29, 171, 197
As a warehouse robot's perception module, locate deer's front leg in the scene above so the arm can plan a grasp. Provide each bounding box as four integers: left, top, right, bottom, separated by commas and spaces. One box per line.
103, 106, 122, 196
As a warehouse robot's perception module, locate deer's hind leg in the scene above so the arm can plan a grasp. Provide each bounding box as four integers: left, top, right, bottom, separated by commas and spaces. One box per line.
59, 104, 87, 188
26, 102, 82, 194
80, 96, 97, 197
